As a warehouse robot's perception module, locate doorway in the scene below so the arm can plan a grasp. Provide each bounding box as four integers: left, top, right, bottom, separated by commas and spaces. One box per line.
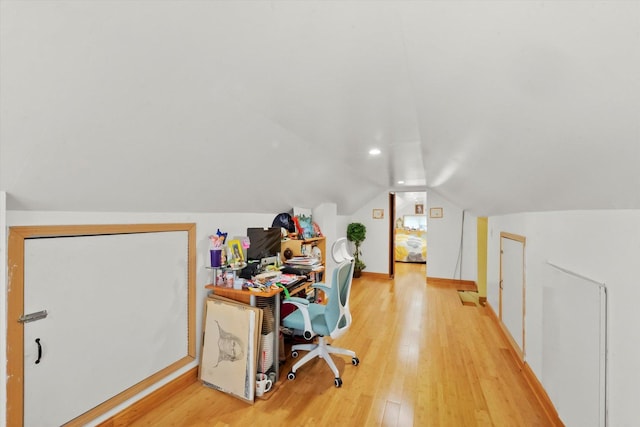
390, 191, 428, 278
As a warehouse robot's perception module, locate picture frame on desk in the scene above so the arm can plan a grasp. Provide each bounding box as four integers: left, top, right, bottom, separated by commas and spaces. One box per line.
228, 239, 244, 263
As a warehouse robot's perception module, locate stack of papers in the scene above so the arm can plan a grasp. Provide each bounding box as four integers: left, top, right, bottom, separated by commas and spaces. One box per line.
285, 256, 322, 271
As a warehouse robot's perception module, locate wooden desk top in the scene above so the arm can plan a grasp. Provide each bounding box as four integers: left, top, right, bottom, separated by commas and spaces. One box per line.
205, 279, 311, 304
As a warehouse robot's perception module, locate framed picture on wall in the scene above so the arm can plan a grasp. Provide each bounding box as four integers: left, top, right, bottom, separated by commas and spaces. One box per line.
429, 207, 443, 218
372, 209, 384, 219
415, 204, 424, 215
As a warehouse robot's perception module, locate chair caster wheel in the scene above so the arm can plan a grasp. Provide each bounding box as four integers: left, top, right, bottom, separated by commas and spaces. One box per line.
287, 371, 296, 380
352, 357, 360, 366
291, 350, 299, 358
334, 377, 342, 387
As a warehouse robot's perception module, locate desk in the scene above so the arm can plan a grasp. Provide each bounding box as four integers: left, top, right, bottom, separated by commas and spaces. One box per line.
205, 279, 311, 383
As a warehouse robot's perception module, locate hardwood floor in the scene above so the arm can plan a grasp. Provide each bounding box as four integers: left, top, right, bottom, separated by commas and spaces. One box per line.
129, 263, 550, 426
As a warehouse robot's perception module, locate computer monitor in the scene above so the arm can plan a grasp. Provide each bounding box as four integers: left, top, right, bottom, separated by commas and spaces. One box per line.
246, 227, 281, 264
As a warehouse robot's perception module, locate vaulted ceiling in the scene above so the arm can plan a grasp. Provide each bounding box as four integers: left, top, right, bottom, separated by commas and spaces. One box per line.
1, 1, 638, 216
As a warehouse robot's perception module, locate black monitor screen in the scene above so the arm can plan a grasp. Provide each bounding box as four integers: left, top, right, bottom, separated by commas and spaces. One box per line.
246, 227, 281, 261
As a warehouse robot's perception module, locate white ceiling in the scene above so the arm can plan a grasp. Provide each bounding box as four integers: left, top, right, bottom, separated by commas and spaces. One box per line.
1, 1, 638, 216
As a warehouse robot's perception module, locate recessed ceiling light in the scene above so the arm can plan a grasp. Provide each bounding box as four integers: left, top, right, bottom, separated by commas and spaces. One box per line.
369, 148, 381, 156
397, 180, 405, 185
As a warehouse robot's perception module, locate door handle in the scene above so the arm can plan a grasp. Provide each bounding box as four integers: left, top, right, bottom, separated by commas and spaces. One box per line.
35, 338, 42, 364
18, 310, 48, 323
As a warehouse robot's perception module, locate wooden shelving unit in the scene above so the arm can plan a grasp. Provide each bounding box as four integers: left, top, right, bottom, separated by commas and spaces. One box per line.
280, 236, 326, 301
280, 236, 326, 266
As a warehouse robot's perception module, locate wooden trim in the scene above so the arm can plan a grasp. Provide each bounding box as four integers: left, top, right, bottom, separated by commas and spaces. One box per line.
427, 277, 478, 291
7, 223, 197, 427
499, 231, 526, 243
358, 271, 390, 279
186, 223, 197, 358
486, 302, 523, 366
7, 222, 197, 238
96, 367, 199, 427
522, 363, 564, 426
7, 228, 26, 425
486, 302, 563, 426
69, 358, 194, 427
388, 192, 395, 279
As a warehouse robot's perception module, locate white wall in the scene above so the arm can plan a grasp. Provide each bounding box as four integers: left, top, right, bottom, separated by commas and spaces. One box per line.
312, 203, 338, 272
488, 210, 640, 426
0, 191, 6, 427
346, 192, 390, 274
427, 191, 477, 280
345, 189, 478, 282
395, 192, 427, 226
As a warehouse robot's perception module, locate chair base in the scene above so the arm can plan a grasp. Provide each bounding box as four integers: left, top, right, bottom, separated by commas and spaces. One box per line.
289, 336, 358, 381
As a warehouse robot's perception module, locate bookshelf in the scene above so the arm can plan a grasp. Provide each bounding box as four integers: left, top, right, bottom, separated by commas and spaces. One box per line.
281, 236, 326, 301
280, 236, 326, 267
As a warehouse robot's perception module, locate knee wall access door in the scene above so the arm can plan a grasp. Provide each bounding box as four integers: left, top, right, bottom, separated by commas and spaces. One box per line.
7, 224, 196, 426
499, 232, 526, 359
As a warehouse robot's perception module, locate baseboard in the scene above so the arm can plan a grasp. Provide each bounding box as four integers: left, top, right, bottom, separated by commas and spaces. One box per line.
358, 271, 389, 279
485, 303, 563, 427
485, 301, 524, 366
427, 276, 478, 291
97, 366, 198, 427
522, 363, 564, 427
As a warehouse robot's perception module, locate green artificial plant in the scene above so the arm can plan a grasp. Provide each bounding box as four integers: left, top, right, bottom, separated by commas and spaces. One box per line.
346, 222, 367, 275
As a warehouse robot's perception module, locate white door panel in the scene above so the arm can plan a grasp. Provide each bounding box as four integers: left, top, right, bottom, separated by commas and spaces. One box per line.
23, 232, 188, 426
500, 236, 525, 356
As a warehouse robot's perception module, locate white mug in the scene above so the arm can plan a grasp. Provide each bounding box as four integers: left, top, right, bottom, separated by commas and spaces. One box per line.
256, 373, 272, 397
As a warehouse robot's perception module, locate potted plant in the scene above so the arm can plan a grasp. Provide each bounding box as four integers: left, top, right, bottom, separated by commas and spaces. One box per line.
347, 222, 367, 278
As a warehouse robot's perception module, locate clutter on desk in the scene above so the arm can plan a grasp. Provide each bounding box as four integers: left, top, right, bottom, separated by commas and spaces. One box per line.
209, 229, 227, 268
272, 212, 296, 239
285, 256, 322, 271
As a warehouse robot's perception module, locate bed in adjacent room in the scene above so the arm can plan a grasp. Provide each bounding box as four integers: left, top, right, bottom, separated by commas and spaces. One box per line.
395, 229, 427, 263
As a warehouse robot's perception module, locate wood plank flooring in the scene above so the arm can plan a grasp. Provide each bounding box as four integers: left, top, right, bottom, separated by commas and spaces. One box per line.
129, 263, 550, 426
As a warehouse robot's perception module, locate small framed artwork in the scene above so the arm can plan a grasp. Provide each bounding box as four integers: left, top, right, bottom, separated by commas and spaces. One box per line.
372, 209, 384, 219
415, 204, 424, 215
227, 239, 244, 263
429, 207, 443, 218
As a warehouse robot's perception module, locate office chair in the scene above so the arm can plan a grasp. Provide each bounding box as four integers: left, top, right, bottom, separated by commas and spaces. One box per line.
281, 238, 360, 387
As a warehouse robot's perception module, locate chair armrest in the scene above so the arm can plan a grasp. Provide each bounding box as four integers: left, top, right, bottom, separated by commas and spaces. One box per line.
283, 297, 314, 340
282, 296, 310, 308
312, 282, 331, 293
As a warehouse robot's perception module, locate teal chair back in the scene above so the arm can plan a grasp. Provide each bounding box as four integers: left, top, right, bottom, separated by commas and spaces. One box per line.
324, 257, 355, 340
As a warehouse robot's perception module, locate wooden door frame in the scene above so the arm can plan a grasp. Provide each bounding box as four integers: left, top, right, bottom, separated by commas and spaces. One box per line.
499, 231, 526, 360
6, 223, 197, 426
388, 192, 396, 278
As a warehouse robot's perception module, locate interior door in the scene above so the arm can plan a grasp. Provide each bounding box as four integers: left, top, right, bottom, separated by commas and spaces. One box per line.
499, 232, 526, 359
7, 225, 195, 427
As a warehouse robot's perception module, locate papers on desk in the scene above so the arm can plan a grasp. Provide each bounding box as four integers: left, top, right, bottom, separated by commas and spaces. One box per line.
277, 273, 303, 284
247, 272, 305, 292
286, 256, 320, 265
285, 256, 322, 271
